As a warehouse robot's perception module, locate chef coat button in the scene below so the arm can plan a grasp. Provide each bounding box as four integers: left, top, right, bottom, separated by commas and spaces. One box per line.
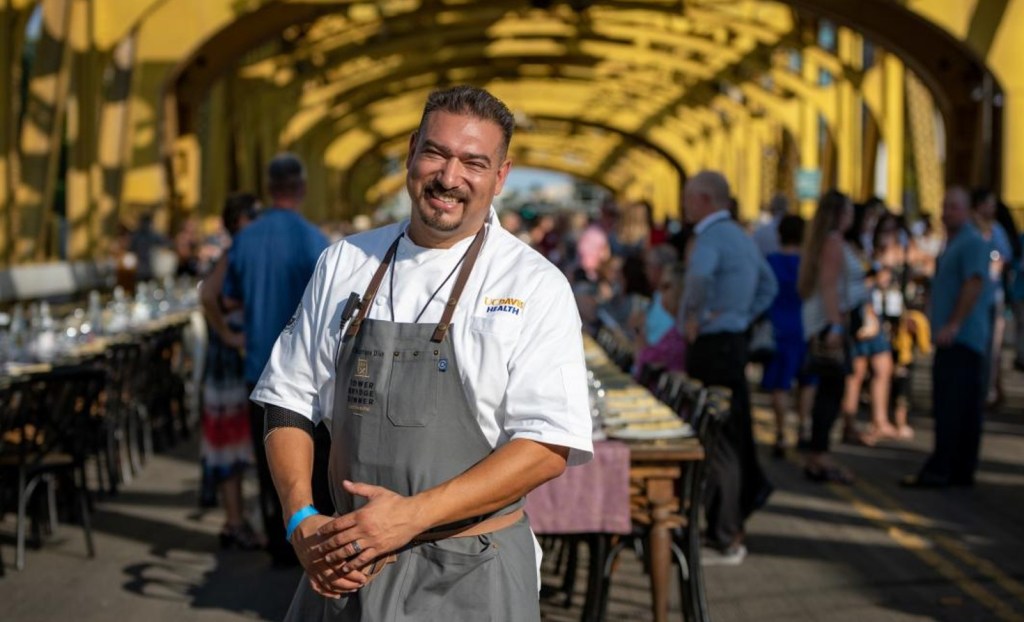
375, 297, 385, 306
413, 351, 419, 356
394, 351, 399, 357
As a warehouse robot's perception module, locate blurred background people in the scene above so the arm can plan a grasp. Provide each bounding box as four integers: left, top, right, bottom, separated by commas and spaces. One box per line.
761, 214, 815, 457
799, 190, 861, 484
198, 193, 263, 550
752, 194, 789, 256
681, 171, 777, 565
220, 153, 330, 566
903, 187, 991, 488
970, 188, 1013, 408
632, 262, 687, 384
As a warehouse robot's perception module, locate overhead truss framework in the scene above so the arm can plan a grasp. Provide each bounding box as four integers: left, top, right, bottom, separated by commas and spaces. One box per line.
0, 0, 1017, 263
166, 0, 1003, 223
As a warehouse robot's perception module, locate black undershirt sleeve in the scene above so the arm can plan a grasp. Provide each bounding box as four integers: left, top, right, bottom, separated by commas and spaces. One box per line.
264, 404, 314, 440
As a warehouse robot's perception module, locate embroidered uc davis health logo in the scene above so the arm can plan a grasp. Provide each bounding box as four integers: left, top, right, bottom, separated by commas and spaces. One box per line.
483, 297, 525, 316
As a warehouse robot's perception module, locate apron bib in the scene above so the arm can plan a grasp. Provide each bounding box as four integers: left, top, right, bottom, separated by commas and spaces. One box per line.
285, 226, 539, 622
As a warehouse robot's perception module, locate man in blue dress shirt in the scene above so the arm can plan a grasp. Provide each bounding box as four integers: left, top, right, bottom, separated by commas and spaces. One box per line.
681, 171, 778, 565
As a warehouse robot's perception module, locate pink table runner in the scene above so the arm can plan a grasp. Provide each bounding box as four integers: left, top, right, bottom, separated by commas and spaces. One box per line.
525, 440, 632, 535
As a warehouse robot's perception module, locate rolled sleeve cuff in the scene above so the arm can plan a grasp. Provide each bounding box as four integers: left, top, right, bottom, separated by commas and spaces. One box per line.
508, 429, 594, 467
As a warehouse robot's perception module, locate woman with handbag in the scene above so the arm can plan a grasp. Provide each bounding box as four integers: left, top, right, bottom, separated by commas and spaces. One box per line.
798, 190, 865, 484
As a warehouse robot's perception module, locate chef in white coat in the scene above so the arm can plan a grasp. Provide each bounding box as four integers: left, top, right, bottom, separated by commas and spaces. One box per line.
252, 85, 593, 621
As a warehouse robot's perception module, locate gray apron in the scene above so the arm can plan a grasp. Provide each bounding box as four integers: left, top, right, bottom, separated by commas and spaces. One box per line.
285, 226, 539, 622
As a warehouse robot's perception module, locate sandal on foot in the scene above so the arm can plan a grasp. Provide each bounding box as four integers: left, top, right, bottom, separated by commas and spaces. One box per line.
895, 425, 914, 440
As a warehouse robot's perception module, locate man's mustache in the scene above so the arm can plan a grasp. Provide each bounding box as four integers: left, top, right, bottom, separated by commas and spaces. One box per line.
426, 182, 467, 202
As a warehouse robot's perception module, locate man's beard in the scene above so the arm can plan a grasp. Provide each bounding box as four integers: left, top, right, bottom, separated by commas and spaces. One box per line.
419, 202, 462, 232
417, 181, 468, 232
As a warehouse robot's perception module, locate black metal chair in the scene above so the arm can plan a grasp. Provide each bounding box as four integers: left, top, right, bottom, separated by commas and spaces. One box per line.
673, 386, 732, 622
596, 380, 730, 622
0, 365, 105, 569
96, 340, 143, 493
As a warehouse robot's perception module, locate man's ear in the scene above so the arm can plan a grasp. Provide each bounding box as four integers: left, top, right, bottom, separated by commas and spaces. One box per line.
406, 131, 419, 170
493, 158, 512, 196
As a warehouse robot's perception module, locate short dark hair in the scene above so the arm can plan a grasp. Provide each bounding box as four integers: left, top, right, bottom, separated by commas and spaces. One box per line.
970, 186, 994, 210
417, 85, 515, 157
267, 153, 306, 197
778, 214, 805, 246
223, 192, 258, 236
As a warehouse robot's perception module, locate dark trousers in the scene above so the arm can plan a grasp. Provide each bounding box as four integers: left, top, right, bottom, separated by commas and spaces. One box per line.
809, 372, 846, 453
687, 332, 769, 547
921, 345, 985, 484
248, 387, 334, 562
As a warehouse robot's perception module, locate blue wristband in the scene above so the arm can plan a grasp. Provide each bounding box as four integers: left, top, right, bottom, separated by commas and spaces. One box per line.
285, 505, 319, 541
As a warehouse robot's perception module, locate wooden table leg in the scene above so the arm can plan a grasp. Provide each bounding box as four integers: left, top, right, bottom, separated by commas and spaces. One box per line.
647, 477, 675, 622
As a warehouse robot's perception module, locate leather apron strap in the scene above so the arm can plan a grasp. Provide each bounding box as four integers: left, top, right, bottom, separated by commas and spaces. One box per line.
431, 225, 487, 343
344, 225, 487, 342
343, 236, 402, 341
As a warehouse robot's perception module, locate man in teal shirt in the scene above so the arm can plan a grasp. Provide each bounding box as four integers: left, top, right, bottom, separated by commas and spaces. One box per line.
903, 186, 991, 488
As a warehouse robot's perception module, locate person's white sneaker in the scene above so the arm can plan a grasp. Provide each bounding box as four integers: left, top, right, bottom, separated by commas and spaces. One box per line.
700, 543, 747, 567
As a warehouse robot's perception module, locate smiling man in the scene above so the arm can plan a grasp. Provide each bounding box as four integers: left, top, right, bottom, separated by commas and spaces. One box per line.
250, 85, 593, 621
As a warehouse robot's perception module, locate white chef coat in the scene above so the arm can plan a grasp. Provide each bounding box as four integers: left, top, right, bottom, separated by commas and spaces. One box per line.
251, 210, 594, 467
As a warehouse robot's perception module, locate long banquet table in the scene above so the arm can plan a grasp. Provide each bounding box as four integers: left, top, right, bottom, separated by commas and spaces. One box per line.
527, 335, 705, 622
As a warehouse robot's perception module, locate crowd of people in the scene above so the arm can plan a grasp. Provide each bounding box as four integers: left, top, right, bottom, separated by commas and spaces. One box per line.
496, 174, 1022, 564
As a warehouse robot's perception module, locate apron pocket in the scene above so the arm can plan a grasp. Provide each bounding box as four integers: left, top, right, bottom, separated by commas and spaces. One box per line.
386, 347, 440, 427
400, 538, 498, 619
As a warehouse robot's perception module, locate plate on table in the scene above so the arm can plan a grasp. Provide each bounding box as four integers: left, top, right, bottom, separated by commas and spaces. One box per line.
607, 422, 695, 440
602, 410, 679, 427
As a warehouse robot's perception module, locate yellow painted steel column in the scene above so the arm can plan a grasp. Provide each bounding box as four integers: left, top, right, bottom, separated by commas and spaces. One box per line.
740, 117, 763, 221
835, 29, 863, 200
985, 0, 1024, 218
798, 50, 820, 217
906, 71, 943, 218
13, 0, 72, 263
0, 2, 30, 266
94, 33, 134, 255
883, 52, 905, 209
65, 0, 105, 260
199, 78, 228, 227
227, 74, 259, 199
762, 122, 780, 207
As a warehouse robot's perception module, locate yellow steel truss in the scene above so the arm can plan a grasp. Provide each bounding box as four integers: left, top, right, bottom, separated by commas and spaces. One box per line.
0, 0, 1020, 264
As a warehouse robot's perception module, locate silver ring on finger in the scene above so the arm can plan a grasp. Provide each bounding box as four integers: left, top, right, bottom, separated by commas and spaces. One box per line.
352, 539, 362, 555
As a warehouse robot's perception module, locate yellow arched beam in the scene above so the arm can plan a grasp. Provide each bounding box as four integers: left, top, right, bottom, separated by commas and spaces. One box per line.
173, 0, 793, 137
163, 0, 797, 217
271, 8, 791, 138
168, 1, 340, 135
785, 0, 1001, 189
273, 24, 808, 184
304, 75, 698, 178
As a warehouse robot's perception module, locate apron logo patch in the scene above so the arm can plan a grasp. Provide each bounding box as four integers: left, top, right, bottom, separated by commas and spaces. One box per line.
438, 358, 448, 372
355, 358, 370, 379
483, 296, 525, 316
347, 378, 375, 411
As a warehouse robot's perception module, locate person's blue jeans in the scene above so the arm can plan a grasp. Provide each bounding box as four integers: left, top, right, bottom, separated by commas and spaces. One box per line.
921, 344, 985, 484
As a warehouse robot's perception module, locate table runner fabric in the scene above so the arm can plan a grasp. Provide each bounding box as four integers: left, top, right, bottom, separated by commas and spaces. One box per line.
526, 440, 632, 535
